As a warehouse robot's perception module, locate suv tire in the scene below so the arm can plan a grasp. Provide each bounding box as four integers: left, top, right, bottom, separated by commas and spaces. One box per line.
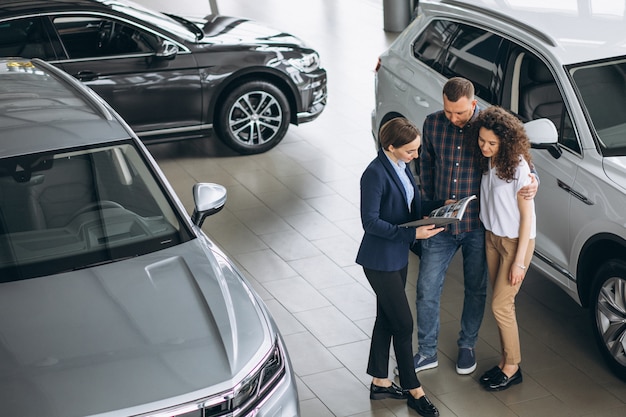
590, 259, 626, 380
216, 81, 290, 155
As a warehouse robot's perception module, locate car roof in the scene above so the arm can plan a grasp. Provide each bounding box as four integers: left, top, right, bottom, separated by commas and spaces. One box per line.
0, 58, 131, 158
421, 0, 626, 65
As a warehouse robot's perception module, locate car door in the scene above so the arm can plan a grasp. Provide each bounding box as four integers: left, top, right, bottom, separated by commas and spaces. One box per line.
48, 14, 202, 136
502, 51, 580, 288
529, 139, 579, 288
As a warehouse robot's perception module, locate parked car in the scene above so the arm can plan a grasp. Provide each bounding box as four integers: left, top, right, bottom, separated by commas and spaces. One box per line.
0, 0, 327, 155
0, 57, 299, 417
372, 0, 626, 380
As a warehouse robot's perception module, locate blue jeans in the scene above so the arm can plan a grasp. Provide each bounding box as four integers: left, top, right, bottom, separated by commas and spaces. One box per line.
415, 228, 487, 358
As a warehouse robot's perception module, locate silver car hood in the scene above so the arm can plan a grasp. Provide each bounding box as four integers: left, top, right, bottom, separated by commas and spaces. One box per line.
0, 237, 272, 417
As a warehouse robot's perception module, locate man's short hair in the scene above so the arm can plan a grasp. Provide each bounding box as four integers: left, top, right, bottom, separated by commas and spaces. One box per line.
443, 77, 475, 102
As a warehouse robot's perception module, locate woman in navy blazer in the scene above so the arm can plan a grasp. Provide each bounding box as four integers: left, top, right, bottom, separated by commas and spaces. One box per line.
357, 118, 445, 417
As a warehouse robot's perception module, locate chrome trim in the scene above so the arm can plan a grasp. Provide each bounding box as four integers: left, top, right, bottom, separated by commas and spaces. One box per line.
137, 124, 212, 137
557, 179, 594, 205
533, 250, 576, 283
297, 102, 325, 123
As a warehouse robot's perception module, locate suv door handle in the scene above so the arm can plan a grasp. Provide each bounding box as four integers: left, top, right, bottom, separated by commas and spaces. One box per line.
413, 95, 429, 107
75, 71, 99, 81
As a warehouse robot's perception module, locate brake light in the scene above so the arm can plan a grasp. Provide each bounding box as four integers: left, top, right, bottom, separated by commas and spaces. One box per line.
375, 57, 381, 73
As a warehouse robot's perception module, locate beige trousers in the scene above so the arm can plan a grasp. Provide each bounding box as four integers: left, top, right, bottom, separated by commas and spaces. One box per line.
485, 231, 535, 365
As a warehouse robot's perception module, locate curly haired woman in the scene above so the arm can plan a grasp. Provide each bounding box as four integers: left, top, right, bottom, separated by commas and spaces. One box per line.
470, 106, 536, 391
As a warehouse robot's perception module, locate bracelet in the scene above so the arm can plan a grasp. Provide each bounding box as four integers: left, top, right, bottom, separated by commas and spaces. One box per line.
515, 263, 526, 270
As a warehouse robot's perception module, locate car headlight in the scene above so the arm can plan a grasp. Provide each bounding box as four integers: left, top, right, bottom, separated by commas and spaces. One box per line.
232, 338, 285, 410
288, 52, 320, 73
137, 338, 286, 417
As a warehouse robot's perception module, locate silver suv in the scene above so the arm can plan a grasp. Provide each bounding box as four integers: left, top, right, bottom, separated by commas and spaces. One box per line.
0, 58, 298, 416
372, 0, 626, 380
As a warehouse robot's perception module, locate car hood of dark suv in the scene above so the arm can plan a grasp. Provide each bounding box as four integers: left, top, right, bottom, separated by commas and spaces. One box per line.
0, 238, 271, 417
196, 15, 306, 47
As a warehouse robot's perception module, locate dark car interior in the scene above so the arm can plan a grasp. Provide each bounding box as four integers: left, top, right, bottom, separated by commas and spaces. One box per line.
53, 17, 156, 58
0, 19, 55, 59
0, 145, 184, 281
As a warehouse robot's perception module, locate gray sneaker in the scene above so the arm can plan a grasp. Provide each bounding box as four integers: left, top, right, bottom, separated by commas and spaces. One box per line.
393, 353, 438, 376
413, 354, 438, 373
456, 347, 477, 375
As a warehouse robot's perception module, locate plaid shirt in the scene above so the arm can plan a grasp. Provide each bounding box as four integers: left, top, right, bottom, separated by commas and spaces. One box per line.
419, 107, 482, 235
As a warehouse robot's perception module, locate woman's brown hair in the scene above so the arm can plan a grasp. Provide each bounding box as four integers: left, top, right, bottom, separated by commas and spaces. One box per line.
471, 106, 532, 181
379, 117, 420, 151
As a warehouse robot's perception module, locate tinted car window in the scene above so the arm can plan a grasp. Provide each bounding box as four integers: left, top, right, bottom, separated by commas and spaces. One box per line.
0, 18, 56, 60
0, 143, 190, 281
442, 24, 505, 103
571, 60, 626, 156
412, 20, 458, 72
516, 56, 580, 153
52, 16, 157, 58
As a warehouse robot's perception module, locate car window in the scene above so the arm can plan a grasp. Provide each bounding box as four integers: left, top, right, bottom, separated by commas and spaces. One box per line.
0, 143, 191, 281
412, 19, 458, 73
514, 55, 580, 153
571, 60, 626, 156
441, 24, 506, 103
405, 17, 582, 152
0, 18, 57, 60
52, 16, 158, 59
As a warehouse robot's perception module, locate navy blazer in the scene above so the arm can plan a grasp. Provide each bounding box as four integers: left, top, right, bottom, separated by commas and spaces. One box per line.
356, 149, 441, 271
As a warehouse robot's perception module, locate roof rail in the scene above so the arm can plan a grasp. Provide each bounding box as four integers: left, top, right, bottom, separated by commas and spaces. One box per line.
440, 0, 557, 47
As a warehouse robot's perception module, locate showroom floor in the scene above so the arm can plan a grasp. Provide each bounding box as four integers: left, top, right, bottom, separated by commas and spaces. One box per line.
142, 1, 626, 416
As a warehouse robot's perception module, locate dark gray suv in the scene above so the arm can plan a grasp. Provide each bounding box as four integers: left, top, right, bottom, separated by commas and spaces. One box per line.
0, 0, 327, 154
372, 0, 626, 380
0, 57, 298, 417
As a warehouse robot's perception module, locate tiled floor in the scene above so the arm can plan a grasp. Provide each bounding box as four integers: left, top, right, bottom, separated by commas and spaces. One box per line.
142, 1, 626, 416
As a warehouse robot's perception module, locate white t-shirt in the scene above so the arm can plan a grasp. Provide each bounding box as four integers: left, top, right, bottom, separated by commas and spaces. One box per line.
480, 157, 536, 239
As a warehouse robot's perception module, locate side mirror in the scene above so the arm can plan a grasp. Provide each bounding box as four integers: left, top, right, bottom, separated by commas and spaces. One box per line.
191, 183, 227, 227
155, 39, 178, 60
525, 118, 562, 159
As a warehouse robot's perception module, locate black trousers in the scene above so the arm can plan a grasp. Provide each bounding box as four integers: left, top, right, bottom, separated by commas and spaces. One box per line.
364, 266, 421, 389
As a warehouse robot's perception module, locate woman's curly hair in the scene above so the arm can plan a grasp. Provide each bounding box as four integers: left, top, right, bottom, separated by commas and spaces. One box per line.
468, 106, 532, 181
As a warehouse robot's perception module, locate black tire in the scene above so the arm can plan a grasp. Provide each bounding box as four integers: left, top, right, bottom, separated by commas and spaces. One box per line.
216, 81, 290, 155
589, 259, 626, 381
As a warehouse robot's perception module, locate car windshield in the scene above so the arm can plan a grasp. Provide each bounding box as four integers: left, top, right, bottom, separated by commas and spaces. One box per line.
101, 0, 197, 42
570, 58, 626, 156
0, 142, 192, 281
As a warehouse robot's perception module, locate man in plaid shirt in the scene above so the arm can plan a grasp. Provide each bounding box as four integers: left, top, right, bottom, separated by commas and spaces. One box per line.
413, 77, 538, 375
